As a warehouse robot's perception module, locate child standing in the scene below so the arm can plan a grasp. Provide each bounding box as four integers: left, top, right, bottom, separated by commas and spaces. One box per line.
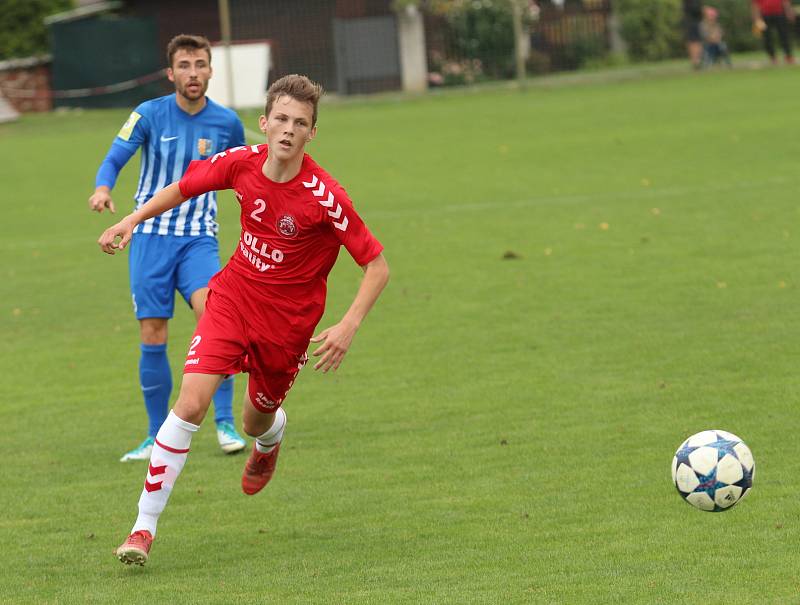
701, 6, 732, 67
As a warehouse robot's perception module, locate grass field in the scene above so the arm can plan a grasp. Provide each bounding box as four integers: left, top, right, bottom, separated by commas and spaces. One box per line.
2, 63, 800, 604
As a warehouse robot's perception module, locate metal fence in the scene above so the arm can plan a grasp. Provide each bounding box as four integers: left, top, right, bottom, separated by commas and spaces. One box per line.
17, 0, 623, 110
532, 0, 613, 72
424, 0, 613, 87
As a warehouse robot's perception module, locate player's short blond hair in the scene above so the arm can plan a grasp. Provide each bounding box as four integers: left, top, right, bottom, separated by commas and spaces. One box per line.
265, 75, 324, 127
166, 34, 212, 68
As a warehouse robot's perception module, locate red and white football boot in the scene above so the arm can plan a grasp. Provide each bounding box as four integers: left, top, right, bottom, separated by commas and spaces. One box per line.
114, 530, 154, 566
241, 443, 281, 495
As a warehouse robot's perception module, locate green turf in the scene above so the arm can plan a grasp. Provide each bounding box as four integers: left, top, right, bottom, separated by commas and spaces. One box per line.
2, 62, 800, 603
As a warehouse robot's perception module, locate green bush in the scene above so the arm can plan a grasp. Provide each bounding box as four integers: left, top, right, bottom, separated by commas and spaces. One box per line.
559, 34, 609, 70
525, 48, 551, 75
0, 0, 72, 61
442, 0, 516, 80
618, 0, 684, 62
706, 0, 761, 52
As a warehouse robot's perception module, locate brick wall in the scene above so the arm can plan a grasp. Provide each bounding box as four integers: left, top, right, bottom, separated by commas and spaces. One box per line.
0, 57, 53, 112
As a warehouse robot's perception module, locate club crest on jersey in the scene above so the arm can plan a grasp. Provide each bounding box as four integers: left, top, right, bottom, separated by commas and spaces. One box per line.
197, 138, 214, 156
117, 111, 141, 141
277, 214, 298, 238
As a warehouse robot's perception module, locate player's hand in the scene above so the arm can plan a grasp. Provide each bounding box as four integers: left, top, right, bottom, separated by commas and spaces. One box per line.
310, 319, 358, 372
89, 187, 116, 213
98, 216, 135, 255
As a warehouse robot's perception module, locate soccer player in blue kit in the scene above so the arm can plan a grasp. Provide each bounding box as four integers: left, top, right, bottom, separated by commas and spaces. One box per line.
89, 34, 247, 460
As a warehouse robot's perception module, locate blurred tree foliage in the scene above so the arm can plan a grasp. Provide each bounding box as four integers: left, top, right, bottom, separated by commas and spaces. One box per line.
444, 0, 516, 79
391, 0, 759, 70
618, 0, 683, 61
706, 0, 761, 52
618, 0, 760, 61
0, 0, 72, 61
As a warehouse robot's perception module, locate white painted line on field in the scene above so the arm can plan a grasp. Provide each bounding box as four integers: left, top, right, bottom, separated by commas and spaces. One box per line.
366, 176, 795, 218
2, 176, 794, 252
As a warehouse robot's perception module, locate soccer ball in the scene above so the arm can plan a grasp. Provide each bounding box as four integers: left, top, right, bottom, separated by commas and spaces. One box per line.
671, 429, 755, 512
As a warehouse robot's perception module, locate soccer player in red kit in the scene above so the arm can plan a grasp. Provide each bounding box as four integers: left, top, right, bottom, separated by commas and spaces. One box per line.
99, 74, 390, 566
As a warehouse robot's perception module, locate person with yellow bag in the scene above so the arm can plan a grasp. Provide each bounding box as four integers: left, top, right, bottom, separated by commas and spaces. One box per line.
751, 0, 795, 64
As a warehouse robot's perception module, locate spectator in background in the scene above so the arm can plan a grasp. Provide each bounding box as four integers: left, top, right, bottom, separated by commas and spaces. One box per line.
683, 0, 704, 69
751, 0, 795, 64
700, 6, 732, 67
89, 34, 248, 462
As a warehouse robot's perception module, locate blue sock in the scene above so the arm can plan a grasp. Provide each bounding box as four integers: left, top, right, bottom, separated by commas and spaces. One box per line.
213, 375, 235, 425
139, 343, 172, 437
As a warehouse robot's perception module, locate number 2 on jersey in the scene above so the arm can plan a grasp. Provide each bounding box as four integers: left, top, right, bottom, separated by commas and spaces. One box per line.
250, 198, 267, 222
188, 335, 202, 356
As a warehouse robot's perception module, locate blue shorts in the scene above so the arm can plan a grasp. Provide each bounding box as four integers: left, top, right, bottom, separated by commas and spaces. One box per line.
128, 233, 221, 319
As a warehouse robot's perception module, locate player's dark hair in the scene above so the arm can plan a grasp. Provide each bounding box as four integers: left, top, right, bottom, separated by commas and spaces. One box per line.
265, 75, 324, 126
166, 34, 212, 68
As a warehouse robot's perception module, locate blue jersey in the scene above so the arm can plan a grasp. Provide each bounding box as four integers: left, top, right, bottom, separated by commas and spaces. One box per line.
95, 94, 245, 237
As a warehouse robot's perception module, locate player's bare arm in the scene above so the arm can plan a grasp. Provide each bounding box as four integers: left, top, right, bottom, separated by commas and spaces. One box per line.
97, 182, 189, 254
311, 253, 390, 372
88, 186, 116, 214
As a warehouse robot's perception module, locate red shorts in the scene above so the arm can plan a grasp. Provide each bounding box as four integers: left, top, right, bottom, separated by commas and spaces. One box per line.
183, 287, 308, 413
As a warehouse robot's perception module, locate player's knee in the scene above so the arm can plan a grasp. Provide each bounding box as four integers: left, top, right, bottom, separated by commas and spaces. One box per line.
241, 403, 276, 437
242, 413, 270, 437
242, 419, 260, 437
173, 391, 211, 425
140, 319, 168, 345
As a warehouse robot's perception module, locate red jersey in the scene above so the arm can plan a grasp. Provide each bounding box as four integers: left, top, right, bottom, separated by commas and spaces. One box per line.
753, 0, 785, 16
179, 144, 383, 349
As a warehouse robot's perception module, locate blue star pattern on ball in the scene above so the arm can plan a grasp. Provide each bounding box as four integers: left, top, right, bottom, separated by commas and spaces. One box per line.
671, 430, 755, 512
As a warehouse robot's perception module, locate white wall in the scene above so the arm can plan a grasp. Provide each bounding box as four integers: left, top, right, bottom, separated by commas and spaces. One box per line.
207, 41, 271, 109
397, 5, 427, 93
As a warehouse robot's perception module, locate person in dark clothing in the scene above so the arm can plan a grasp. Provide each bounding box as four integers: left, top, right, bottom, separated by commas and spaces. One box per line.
683, 0, 704, 68
752, 0, 795, 64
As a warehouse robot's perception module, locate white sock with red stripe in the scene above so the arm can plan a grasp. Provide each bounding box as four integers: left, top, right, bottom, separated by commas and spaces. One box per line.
131, 410, 198, 536
255, 408, 286, 453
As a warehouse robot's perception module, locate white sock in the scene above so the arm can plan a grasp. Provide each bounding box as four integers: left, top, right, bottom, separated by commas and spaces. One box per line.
131, 410, 198, 537
255, 408, 286, 453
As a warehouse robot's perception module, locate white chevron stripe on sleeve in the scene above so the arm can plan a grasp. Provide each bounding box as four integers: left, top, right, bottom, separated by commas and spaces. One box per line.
304, 174, 350, 231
